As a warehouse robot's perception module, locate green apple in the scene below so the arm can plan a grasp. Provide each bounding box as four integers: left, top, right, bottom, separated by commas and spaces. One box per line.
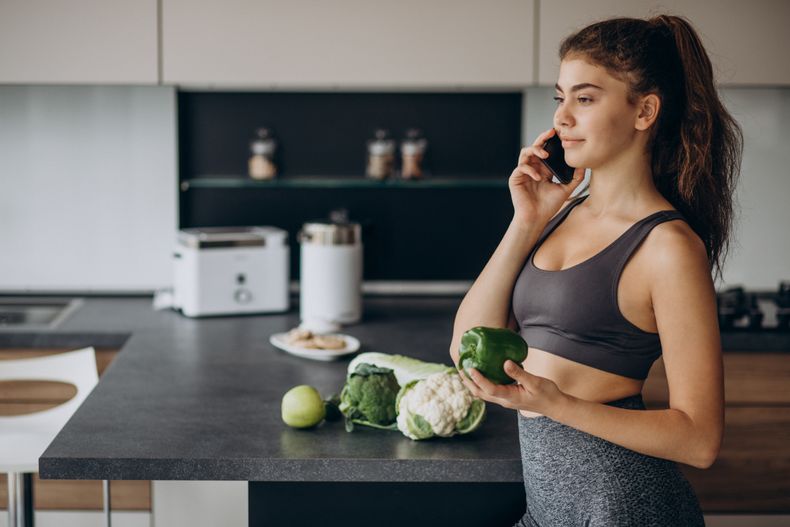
281, 385, 326, 428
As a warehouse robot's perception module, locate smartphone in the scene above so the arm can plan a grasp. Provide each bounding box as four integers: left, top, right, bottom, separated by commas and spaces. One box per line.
539, 132, 576, 184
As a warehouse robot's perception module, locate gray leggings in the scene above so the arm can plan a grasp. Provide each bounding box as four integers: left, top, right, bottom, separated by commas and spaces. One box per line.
513, 393, 705, 527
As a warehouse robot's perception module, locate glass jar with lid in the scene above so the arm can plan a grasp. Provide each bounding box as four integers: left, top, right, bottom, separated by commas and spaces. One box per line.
249, 127, 278, 180
365, 128, 395, 180
400, 128, 428, 180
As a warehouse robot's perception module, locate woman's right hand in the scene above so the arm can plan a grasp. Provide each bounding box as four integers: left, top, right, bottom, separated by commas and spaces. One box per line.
509, 128, 586, 228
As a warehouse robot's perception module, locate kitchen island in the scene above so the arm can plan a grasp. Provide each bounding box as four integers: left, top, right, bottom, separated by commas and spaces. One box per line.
21, 296, 526, 526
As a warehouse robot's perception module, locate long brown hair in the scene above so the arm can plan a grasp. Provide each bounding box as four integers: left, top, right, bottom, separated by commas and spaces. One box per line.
559, 14, 743, 284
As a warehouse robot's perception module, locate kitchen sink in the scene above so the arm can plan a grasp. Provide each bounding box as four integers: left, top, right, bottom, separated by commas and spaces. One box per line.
0, 297, 84, 331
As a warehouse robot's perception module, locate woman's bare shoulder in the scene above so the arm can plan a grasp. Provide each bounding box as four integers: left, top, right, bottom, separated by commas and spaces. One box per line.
643, 217, 708, 285
650, 216, 704, 253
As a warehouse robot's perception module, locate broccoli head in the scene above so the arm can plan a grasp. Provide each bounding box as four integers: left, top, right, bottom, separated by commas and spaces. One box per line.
338, 363, 400, 429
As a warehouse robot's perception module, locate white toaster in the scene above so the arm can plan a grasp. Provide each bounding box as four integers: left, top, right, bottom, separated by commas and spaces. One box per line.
172, 226, 290, 317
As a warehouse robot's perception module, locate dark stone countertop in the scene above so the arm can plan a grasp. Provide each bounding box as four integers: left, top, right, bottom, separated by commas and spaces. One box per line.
4, 295, 783, 483
31, 295, 529, 482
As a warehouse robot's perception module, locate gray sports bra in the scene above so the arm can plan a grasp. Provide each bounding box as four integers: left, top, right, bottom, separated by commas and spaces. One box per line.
512, 193, 687, 380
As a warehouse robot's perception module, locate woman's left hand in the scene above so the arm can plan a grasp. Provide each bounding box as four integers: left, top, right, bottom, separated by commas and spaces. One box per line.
459, 360, 568, 417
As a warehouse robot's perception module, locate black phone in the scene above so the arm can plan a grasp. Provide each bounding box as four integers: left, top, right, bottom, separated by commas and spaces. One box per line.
539, 132, 576, 184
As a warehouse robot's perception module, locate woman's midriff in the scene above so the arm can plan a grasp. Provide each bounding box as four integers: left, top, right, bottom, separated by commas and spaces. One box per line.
517, 347, 645, 418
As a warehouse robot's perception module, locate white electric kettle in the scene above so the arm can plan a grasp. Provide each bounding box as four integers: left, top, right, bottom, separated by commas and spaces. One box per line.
297, 212, 362, 326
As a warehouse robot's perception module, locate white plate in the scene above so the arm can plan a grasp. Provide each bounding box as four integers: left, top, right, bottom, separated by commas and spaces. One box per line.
269, 332, 360, 361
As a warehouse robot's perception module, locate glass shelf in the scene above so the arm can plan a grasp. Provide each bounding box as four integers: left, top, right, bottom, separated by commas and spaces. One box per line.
180, 176, 507, 191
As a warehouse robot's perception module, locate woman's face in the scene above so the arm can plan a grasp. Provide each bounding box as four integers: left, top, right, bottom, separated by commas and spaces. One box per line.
553, 57, 643, 171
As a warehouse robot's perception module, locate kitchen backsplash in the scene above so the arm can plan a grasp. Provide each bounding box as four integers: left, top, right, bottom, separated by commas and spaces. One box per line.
0, 86, 787, 291
178, 91, 522, 178
0, 85, 177, 292
178, 90, 522, 281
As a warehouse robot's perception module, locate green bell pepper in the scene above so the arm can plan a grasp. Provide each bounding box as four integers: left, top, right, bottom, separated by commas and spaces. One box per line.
458, 326, 528, 385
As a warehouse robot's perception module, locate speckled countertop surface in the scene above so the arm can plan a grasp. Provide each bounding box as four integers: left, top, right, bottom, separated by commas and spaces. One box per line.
28, 295, 529, 482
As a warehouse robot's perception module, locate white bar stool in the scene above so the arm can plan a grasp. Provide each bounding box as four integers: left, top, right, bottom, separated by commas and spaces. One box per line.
0, 347, 111, 527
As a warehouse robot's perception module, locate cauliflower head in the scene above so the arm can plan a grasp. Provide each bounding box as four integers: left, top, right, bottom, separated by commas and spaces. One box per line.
396, 371, 485, 440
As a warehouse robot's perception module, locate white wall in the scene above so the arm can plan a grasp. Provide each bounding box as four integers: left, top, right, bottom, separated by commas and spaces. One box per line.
524, 86, 790, 291
721, 88, 790, 290
0, 86, 177, 292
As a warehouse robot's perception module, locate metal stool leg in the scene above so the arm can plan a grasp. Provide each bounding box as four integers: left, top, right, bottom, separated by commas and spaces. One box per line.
7, 472, 17, 527
8, 473, 33, 527
102, 479, 111, 527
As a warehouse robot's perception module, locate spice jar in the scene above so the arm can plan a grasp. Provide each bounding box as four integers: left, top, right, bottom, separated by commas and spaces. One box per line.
248, 128, 277, 180
400, 128, 428, 180
365, 128, 395, 180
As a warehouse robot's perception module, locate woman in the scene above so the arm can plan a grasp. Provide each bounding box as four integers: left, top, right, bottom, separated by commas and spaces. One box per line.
449, 14, 742, 527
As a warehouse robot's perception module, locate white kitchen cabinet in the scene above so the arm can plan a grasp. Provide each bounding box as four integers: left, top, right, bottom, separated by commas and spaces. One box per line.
538, 0, 790, 86
152, 481, 246, 527
0, 0, 158, 84
162, 0, 535, 88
